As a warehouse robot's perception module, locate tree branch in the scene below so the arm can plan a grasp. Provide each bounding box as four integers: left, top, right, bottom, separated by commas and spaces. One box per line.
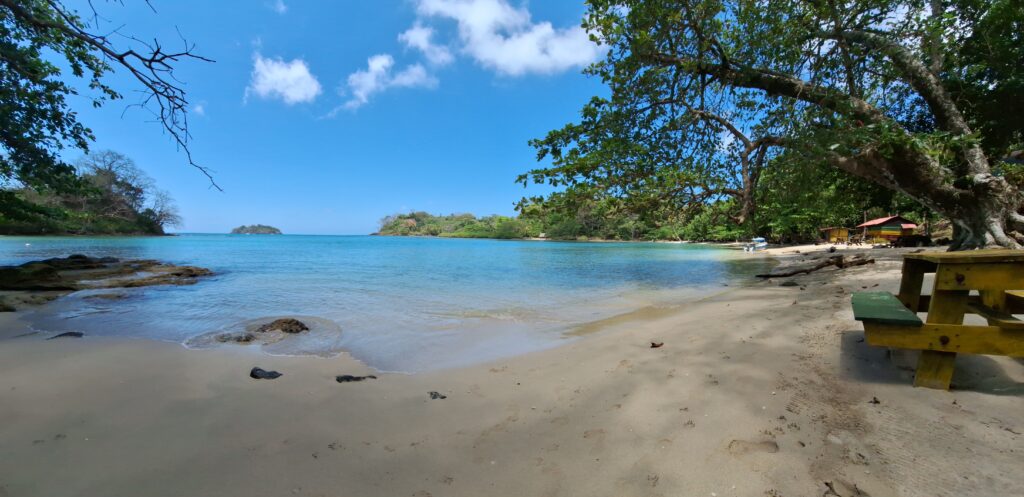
823, 29, 989, 175
645, 52, 888, 125
0, 0, 220, 189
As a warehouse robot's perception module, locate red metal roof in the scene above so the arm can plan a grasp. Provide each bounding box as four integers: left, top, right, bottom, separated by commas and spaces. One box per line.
856, 215, 917, 229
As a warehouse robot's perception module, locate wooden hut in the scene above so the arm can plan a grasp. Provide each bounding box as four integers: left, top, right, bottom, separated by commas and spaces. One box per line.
857, 215, 917, 244
819, 227, 850, 243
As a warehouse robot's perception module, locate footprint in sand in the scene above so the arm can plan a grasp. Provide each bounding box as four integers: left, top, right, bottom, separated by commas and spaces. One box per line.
728, 439, 780, 455
583, 429, 607, 449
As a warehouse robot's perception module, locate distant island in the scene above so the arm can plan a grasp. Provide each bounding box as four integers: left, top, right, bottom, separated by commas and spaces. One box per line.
231, 224, 282, 235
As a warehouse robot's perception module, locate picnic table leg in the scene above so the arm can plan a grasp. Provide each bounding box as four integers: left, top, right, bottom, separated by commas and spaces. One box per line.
890, 259, 932, 372
914, 289, 968, 389
897, 259, 930, 311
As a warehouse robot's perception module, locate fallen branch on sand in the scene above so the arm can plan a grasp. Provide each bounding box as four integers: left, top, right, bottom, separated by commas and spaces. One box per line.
756, 254, 875, 278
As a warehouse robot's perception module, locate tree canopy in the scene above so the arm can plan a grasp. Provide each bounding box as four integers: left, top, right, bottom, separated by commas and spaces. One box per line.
524, 0, 1023, 249
0, 0, 211, 196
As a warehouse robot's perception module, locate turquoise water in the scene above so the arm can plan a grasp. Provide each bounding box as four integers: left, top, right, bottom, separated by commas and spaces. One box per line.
1, 235, 770, 372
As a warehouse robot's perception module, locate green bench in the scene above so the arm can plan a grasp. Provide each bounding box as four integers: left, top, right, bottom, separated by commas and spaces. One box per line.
853, 291, 1024, 386
852, 292, 923, 327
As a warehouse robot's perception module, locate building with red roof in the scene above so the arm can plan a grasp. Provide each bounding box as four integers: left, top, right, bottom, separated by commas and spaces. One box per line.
856, 215, 918, 243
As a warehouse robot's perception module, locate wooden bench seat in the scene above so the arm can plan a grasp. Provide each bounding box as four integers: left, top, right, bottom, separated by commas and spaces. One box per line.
853, 291, 1024, 358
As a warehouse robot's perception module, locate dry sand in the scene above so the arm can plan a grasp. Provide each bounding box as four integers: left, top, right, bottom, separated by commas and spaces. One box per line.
1, 247, 1022, 497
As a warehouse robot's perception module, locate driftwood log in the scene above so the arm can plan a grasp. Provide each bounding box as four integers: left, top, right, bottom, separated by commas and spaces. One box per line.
756, 254, 875, 278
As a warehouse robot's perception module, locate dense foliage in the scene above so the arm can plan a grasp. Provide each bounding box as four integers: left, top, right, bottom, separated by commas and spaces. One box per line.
231, 225, 282, 235
523, 0, 1024, 249
0, 151, 181, 235
0, 0, 209, 229
378, 212, 533, 239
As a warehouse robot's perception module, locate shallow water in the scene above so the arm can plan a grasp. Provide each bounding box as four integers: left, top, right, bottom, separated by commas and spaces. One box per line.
1, 235, 772, 372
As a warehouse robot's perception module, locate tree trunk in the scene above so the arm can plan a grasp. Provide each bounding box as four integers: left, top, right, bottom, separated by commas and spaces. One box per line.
945, 192, 1023, 250
826, 144, 1024, 250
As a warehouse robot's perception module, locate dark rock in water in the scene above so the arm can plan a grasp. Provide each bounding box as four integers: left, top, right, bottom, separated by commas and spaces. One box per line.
0, 300, 15, 312
336, 374, 377, 383
428, 391, 447, 400
0, 263, 71, 291
114, 265, 212, 288
779, 280, 800, 287
256, 318, 309, 334
216, 332, 256, 344
47, 332, 84, 340
250, 367, 282, 380
1, 255, 209, 292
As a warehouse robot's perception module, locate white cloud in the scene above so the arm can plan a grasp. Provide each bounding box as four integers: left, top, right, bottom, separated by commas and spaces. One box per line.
399, 24, 454, 66
192, 103, 206, 116
246, 53, 322, 105
414, 0, 600, 76
270, 0, 287, 14
343, 54, 437, 110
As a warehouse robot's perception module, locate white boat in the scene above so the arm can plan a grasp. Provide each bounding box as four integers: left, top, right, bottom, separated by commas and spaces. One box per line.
744, 237, 768, 252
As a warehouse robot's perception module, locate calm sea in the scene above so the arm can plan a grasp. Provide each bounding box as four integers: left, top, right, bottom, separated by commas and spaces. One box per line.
0, 235, 771, 372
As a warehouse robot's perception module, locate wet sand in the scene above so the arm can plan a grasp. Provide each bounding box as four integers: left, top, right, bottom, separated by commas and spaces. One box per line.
0, 247, 1021, 497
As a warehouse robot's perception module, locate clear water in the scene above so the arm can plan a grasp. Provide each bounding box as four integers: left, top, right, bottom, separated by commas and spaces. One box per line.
0, 235, 771, 372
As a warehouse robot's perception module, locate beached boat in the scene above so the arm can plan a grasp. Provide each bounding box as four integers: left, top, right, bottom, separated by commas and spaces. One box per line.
744, 237, 768, 252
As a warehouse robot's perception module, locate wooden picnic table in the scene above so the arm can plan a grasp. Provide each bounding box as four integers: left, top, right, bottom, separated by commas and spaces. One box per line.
853, 249, 1024, 390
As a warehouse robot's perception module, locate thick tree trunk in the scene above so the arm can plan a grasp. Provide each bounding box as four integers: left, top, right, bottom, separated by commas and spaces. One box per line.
944, 188, 1023, 250
827, 144, 1024, 250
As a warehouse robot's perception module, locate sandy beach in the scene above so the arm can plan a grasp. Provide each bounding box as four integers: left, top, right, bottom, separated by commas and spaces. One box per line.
1, 247, 1022, 497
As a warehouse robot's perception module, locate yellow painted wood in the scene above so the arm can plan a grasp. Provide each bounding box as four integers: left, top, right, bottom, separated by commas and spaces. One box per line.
917, 294, 1020, 312
904, 249, 1024, 264
897, 259, 932, 311
979, 290, 1008, 312
915, 351, 957, 390
857, 255, 1024, 389
966, 301, 1024, 331
933, 263, 1024, 291
914, 289, 968, 390
1006, 290, 1024, 313
864, 323, 1024, 356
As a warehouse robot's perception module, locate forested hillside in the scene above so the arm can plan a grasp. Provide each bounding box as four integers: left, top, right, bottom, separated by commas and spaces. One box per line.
0, 151, 181, 235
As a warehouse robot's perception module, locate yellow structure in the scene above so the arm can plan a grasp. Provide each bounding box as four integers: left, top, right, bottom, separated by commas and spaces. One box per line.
819, 227, 850, 243
852, 250, 1024, 390
857, 215, 916, 244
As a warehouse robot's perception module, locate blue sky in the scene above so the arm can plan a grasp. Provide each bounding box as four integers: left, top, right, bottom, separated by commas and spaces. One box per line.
67, 1, 606, 234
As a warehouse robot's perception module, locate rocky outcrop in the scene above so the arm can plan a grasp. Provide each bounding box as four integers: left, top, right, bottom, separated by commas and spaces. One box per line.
0, 262, 73, 291
215, 332, 256, 344
255, 318, 308, 334
0, 255, 213, 311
